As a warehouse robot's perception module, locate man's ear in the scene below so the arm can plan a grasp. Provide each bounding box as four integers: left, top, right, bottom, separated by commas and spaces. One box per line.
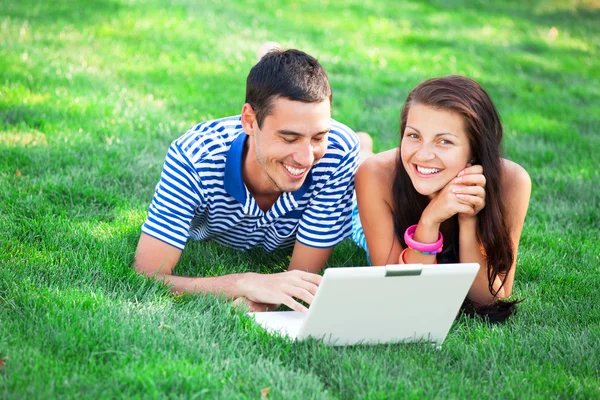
241, 103, 257, 137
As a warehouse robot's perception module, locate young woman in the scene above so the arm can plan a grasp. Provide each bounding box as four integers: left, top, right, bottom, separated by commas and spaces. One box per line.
353, 75, 531, 321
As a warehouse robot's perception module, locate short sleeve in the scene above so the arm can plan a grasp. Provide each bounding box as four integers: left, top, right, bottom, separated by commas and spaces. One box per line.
296, 140, 360, 248
141, 142, 203, 250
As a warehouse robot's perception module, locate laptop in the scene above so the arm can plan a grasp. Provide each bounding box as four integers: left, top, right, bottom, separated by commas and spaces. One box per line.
249, 263, 479, 346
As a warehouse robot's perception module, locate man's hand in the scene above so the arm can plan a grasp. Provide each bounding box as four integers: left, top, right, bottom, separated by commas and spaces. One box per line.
232, 297, 279, 312
239, 270, 322, 313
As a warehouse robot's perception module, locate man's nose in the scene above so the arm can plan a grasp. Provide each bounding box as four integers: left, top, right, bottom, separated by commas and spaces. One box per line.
293, 141, 315, 167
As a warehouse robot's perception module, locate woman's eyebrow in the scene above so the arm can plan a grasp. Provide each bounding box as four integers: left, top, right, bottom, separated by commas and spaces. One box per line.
406, 125, 458, 138
434, 132, 459, 138
406, 125, 421, 133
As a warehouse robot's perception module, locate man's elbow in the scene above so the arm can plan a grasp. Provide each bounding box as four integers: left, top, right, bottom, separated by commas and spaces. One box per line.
132, 258, 160, 278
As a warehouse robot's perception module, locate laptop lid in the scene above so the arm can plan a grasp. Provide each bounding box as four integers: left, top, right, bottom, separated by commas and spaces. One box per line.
297, 263, 479, 346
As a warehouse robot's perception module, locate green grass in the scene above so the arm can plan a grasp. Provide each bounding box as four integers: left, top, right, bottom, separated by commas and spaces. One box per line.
1, 0, 599, 398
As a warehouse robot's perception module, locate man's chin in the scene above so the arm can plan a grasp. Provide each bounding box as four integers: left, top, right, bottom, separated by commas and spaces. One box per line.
277, 179, 306, 193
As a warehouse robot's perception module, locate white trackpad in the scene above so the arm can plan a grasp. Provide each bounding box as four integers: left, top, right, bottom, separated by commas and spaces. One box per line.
249, 311, 306, 339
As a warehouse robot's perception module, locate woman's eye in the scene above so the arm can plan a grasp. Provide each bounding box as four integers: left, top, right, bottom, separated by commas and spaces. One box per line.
405, 133, 419, 139
439, 139, 454, 145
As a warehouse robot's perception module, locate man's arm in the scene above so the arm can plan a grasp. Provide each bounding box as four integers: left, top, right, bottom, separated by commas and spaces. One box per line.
133, 233, 321, 312
133, 233, 246, 297
288, 241, 334, 273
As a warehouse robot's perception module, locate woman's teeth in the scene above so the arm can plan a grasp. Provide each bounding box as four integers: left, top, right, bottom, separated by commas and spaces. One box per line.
416, 166, 440, 175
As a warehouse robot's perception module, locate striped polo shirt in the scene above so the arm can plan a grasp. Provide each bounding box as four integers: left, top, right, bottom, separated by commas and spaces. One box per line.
142, 115, 360, 252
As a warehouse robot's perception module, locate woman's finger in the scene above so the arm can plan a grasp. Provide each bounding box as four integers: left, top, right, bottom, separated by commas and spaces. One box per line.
455, 194, 486, 210
456, 202, 476, 215
458, 164, 483, 176
453, 185, 486, 197
454, 173, 486, 187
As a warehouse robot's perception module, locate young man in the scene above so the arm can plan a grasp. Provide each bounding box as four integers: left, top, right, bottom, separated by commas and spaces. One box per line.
134, 49, 360, 312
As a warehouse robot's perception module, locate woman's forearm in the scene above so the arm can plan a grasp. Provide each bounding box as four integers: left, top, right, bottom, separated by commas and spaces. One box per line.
458, 216, 509, 303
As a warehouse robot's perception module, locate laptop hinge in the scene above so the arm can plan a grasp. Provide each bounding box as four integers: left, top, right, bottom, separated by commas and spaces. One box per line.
385, 264, 423, 277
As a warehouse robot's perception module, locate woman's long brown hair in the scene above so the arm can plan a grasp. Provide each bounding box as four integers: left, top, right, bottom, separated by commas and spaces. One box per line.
392, 76, 516, 319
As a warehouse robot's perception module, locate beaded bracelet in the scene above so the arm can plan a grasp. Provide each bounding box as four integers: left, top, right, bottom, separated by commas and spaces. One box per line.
398, 247, 438, 264
409, 245, 443, 255
404, 224, 444, 255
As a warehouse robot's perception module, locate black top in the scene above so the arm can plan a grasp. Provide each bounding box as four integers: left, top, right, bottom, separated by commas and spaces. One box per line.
436, 231, 460, 264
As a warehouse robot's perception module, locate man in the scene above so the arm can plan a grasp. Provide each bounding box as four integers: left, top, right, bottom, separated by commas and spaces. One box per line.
134, 49, 360, 312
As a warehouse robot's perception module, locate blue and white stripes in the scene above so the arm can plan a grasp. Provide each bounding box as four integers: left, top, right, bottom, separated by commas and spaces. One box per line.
142, 115, 360, 252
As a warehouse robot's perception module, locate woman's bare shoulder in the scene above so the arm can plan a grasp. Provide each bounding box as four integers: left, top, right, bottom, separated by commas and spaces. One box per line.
355, 149, 398, 200
356, 149, 398, 191
500, 158, 532, 220
357, 149, 398, 178
501, 158, 531, 193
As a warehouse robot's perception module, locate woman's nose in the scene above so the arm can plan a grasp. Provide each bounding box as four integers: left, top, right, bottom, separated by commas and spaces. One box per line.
414, 143, 436, 161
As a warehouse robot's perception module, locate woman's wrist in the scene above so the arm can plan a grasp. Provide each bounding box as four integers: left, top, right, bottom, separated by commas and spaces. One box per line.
458, 214, 478, 230
412, 217, 442, 250
419, 211, 441, 233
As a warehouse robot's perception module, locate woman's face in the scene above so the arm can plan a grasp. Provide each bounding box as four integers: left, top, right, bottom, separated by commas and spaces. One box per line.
400, 103, 473, 198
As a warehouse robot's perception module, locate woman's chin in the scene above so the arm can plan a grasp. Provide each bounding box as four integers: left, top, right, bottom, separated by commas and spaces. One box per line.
413, 185, 441, 198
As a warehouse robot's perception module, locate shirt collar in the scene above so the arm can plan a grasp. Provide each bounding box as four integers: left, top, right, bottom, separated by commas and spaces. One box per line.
224, 131, 314, 206
224, 132, 248, 205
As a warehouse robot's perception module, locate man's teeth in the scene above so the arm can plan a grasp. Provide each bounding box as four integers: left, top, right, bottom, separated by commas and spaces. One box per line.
284, 165, 306, 176
416, 166, 440, 175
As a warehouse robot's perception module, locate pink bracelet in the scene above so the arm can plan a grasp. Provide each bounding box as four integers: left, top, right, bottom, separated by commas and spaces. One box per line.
404, 225, 444, 255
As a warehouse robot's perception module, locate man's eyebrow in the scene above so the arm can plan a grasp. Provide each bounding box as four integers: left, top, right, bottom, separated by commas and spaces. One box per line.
277, 129, 330, 137
405, 125, 459, 138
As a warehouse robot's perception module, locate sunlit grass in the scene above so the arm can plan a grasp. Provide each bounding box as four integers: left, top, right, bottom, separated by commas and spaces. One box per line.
1, 0, 599, 398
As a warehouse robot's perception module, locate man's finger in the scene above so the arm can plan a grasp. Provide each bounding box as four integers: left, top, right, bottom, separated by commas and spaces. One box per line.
281, 296, 308, 313
232, 297, 248, 310
287, 287, 315, 305
297, 271, 322, 285
291, 278, 319, 296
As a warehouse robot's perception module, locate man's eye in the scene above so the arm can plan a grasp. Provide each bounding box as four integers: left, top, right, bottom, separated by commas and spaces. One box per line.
282, 138, 297, 143
313, 136, 325, 143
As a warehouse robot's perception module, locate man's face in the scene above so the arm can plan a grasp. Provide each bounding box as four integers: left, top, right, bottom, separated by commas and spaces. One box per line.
243, 97, 331, 194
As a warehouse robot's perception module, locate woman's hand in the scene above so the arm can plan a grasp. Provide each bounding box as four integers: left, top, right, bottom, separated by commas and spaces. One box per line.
422, 164, 486, 225
454, 164, 486, 220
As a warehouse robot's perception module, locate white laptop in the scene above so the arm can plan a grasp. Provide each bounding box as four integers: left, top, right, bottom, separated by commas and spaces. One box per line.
249, 263, 479, 346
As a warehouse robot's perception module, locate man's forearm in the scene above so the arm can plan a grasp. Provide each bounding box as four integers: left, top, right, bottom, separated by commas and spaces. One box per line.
146, 271, 246, 298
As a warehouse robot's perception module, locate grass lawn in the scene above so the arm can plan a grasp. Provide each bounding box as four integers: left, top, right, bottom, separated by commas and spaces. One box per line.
1, 0, 599, 398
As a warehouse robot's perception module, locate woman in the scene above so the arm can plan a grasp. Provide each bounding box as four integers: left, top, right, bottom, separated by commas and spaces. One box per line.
353, 75, 531, 321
